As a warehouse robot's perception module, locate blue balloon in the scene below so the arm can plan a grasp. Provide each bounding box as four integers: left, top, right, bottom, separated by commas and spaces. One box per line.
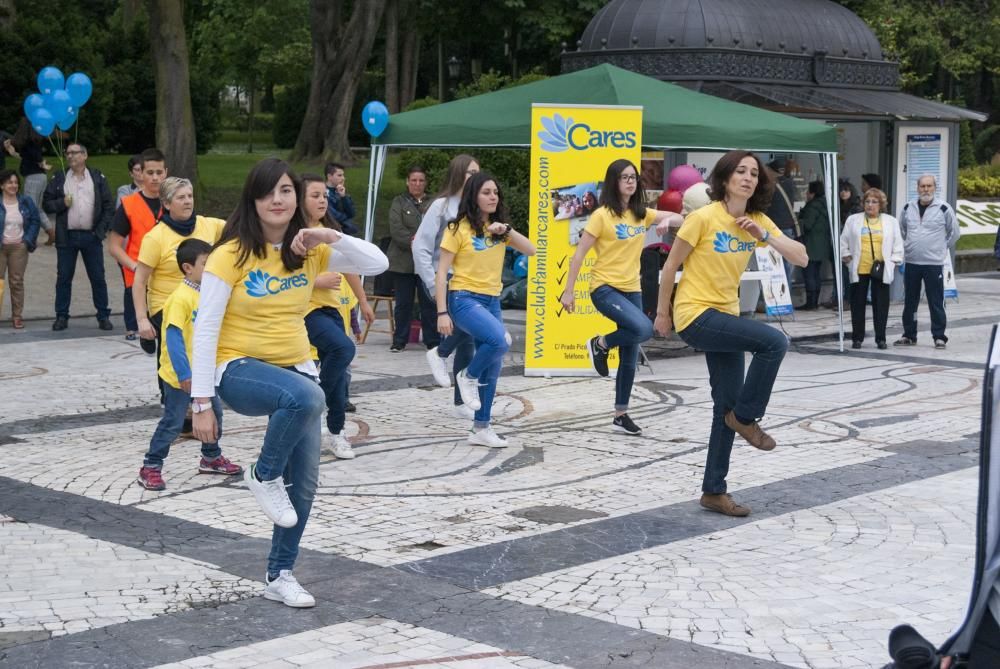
57, 108, 78, 132
361, 101, 389, 138
23, 94, 45, 120
32, 108, 55, 137
37, 66, 65, 95
44, 89, 73, 124
513, 253, 529, 279
66, 72, 93, 107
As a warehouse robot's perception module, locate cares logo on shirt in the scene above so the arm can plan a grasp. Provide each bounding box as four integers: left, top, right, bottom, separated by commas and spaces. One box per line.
471, 235, 502, 252
244, 269, 309, 297
615, 223, 646, 240
713, 231, 756, 254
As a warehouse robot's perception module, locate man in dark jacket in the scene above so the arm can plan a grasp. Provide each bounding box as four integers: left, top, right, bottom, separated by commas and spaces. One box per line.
42, 143, 114, 331
386, 166, 435, 351
766, 157, 799, 286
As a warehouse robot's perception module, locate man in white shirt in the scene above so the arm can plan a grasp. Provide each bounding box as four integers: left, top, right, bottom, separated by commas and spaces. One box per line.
42, 143, 114, 331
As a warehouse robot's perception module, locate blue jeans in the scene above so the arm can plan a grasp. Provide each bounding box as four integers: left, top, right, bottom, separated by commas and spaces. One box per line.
55, 230, 110, 320
677, 309, 788, 494
437, 328, 475, 405
144, 384, 222, 468
218, 358, 324, 574
305, 307, 355, 434
448, 291, 508, 427
590, 285, 652, 411
902, 263, 947, 342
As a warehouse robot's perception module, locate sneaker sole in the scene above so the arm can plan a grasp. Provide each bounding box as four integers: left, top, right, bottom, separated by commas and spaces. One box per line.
612, 424, 642, 436
586, 339, 609, 377
136, 478, 165, 491
245, 467, 298, 528
198, 467, 243, 475
263, 590, 316, 608
467, 436, 508, 448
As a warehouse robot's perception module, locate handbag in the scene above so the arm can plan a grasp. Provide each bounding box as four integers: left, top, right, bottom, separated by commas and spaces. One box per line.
866, 217, 885, 282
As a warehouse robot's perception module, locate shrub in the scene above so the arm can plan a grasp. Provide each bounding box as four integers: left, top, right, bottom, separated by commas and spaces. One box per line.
273, 84, 309, 149
973, 125, 1000, 164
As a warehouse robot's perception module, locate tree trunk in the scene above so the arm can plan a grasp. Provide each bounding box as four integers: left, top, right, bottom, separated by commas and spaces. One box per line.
399, 1, 420, 110
147, 0, 198, 185
0, 0, 16, 28
123, 0, 143, 28
384, 0, 400, 113
292, 0, 388, 164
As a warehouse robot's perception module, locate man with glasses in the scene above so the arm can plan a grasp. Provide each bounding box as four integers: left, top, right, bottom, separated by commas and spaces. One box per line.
42, 143, 114, 331
895, 174, 959, 349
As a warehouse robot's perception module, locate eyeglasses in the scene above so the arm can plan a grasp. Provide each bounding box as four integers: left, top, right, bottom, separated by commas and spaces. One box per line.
619, 174, 637, 183
65, 150, 83, 156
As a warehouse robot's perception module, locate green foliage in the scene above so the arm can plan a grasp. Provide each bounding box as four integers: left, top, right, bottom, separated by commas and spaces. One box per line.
959, 121, 976, 169
272, 84, 310, 149
959, 164, 1000, 197
403, 97, 441, 112
454, 69, 547, 100
974, 126, 1000, 164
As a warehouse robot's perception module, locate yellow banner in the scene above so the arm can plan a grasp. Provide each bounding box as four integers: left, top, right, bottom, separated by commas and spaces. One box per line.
525, 104, 643, 376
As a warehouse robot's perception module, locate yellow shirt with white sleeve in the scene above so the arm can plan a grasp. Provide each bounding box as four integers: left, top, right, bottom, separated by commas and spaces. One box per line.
673, 201, 782, 333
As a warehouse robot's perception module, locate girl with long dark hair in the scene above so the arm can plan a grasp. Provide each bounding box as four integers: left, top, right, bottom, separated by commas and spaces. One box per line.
300, 173, 381, 460
560, 159, 682, 435
190, 159, 386, 607
653, 150, 807, 517
436, 172, 535, 447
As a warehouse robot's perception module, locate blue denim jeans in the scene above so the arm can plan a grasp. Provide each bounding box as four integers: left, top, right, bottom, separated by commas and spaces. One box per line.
677, 309, 788, 494
218, 358, 324, 574
55, 230, 110, 320
902, 263, 947, 342
144, 384, 222, 468
590, 285, 652, 411
448, 290, 508, 427
305, 307, 355, 434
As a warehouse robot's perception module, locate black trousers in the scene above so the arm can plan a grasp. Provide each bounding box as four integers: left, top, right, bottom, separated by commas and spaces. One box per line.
390, 271, 439, 349
849, 273, 890, 344
148, 309, 165, 404
967, 608, 1000, 669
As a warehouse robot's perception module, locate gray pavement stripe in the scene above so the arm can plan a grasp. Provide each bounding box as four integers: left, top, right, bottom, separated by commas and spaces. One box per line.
0, 477, 792, 669
795, 344, 985, 370
395, 439, 978, 589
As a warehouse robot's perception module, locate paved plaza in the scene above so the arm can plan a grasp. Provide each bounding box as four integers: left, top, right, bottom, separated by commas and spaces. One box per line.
1, 269, 998, 669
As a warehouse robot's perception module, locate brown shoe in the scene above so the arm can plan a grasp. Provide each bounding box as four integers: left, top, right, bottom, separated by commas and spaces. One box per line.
724, 410, 776, 451
700, 493, 751, 517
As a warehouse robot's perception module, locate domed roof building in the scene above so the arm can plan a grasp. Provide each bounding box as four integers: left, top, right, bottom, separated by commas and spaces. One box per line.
562, 0, 980, 122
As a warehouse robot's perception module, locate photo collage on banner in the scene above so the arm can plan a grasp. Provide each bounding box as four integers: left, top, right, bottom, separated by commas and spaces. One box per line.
526, 104, 643, 376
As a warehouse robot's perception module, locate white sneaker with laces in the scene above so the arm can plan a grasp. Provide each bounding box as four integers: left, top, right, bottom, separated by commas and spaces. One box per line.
468, 426, 508, 448
452, 403, 475, 419
244, 465, 297, 528
331, 433, 355, 459
455, 370, 481, 411
264, 570, 315, 608
426, 347, 452, 387
504, 330, 512, 346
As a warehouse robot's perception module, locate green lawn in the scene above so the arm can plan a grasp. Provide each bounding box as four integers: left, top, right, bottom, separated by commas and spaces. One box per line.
957, 233, 997, 252
8, 152, 407, 239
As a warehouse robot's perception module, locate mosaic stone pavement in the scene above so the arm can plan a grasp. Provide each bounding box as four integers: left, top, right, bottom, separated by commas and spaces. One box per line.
2, 274, 998, 668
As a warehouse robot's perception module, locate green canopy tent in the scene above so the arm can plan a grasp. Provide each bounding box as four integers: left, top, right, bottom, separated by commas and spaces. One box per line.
365, 64, 846, 348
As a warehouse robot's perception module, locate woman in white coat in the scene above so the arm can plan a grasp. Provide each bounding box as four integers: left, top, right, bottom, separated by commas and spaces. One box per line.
839, 188, 903, 349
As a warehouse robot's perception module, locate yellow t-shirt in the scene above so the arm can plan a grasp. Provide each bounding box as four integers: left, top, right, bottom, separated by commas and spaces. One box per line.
583, 206, 658, 292
137, 216, 225, 314
206, 240, 331, 368
307, 225, 342, 312
673, 201, 782, 332
158, 281, 199, 390
440, 218, 509, 296
857, 217, 884, 275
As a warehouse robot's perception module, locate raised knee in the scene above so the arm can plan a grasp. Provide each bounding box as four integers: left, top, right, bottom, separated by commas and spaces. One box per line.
288, 381, 325, 417
636, 318, 654, 342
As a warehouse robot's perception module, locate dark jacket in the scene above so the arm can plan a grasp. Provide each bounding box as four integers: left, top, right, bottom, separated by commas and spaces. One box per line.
387, 192, 429, 274
766, 174, 798, 236
42, 167, 114, 246
798, 195, 832, 261
0, 194, 42, 251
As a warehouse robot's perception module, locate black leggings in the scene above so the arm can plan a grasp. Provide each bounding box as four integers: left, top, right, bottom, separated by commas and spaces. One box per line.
849, 273, 890, 344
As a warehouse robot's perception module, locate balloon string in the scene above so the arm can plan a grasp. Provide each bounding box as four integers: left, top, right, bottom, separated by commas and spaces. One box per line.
47, 135, 65, 173
75, 108, 79, 145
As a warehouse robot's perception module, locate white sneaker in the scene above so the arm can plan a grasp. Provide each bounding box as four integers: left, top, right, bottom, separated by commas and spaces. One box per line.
244, 465, 297, 528
468, 426, 508, 448
426, 347, 452, 387
504, 330, 512, 346
331, 434, 355, 459
452, 403, 475, 419
455, 370, 481, 411
264, 570, 315, 608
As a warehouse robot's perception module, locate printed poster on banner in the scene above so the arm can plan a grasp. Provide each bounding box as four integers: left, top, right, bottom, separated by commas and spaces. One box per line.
525, 103, 643, 376
754, 247, 794, 316
943, 256, 959, 299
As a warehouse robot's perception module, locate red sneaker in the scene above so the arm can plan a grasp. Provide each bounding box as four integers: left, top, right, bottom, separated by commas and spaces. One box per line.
138, 466, 166, 490
198, 455, 243, 475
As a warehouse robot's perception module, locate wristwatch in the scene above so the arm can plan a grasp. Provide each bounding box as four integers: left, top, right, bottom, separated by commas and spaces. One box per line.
191, 400, 212, 413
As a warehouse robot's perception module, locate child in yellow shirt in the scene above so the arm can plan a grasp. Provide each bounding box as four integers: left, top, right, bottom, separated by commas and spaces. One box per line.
137, 238, 242, 490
